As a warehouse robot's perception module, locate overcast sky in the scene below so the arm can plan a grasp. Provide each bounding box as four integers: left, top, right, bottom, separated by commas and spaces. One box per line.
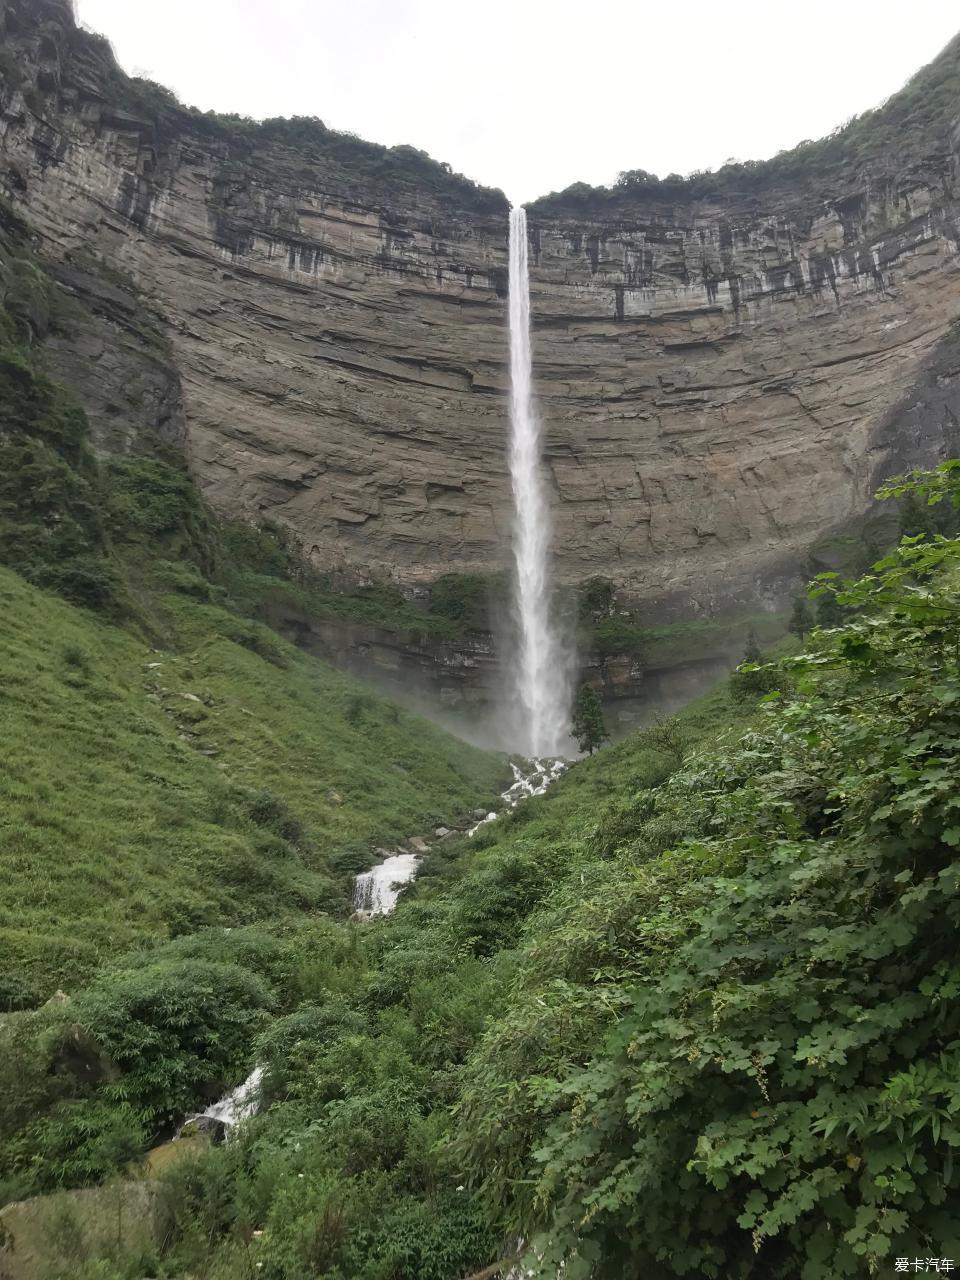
74, 1, 959, 204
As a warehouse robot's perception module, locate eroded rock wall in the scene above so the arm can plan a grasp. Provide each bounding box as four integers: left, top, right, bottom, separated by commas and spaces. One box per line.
2, 0, 960, 642
528, 163, 960, 614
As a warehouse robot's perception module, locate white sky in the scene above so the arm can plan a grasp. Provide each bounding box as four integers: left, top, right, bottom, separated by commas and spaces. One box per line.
74, 1, 960, 205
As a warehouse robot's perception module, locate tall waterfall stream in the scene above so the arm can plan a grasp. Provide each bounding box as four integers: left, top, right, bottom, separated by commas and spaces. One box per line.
185, 209, 571, 1139
506, 206, 572, 757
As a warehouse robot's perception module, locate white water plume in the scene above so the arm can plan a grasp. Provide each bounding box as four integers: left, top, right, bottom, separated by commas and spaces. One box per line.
506, 206, 572, 757
354, 851, 420, 916
182, 1065, 264, 1136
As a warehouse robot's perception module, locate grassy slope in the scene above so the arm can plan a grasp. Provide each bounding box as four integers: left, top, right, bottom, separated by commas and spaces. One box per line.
0, 566, 507, 993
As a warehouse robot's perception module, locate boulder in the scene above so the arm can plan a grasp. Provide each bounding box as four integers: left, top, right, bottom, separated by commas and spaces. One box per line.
178, 1115, 227, 1144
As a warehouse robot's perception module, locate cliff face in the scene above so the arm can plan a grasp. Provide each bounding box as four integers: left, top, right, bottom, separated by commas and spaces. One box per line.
2, 0, 960, 711
527, 149, 960, 614
0, 0, 516, 589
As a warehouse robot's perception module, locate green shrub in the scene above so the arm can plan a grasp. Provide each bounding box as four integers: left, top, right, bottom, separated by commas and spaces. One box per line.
76, 960, 274, 1116
41, 554, 124, 613
217, 615, 290, 666
428, 573, 499, 630
241, 789, 306, 847
219, 518, 296, 579
345, 692, 376, 725
578, 576, 615, 620
11, 1100, 147, 1192
103, 455, 213, 569
364, 1194, 497, 1280
0, 972, 42, 1011
590, 616, 645, 656
154, 559, 217, 600
154, 1143, 245, 1256
60, 641, 91, 671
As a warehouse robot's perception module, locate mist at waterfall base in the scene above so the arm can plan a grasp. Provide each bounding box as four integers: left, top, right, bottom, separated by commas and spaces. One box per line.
502, 206, 575, 759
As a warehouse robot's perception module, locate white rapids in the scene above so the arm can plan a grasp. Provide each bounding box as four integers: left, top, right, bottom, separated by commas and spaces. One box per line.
468, 758, 566, 835
354, 758, 567, 914
353, 851, 420, 917
182, 1065, 264, 1136
506, 205, 572, 757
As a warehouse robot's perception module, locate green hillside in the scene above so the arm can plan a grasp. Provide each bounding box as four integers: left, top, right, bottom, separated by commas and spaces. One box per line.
0, 566, 506, 996
5, 465, 960, 1279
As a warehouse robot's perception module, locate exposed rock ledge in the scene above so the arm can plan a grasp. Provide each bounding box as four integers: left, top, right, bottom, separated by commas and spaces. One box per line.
2, 0, 960, 705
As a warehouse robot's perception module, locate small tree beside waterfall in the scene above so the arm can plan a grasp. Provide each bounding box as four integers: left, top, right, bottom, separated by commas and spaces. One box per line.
789, 594, 814, 641
572, 684, 608, 755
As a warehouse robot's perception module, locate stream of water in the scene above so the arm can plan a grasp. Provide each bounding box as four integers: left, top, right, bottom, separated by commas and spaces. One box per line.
507, 206, 571, 757
188, 759, 565, 1134
186, 210, 571, 1138
354, 851, 420, 916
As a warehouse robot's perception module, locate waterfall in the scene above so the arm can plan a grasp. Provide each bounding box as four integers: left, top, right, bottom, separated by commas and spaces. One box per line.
187, 1066, 265, 1132
507, 206, 571, 757
353, 851, 420, 916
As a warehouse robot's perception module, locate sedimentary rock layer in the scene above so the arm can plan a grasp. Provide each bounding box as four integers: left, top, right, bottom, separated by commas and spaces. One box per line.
2, 0, 959, 624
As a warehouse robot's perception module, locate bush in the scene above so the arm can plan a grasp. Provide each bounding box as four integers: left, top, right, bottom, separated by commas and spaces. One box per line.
345, 692, 376, 725
365, 1194, 497, 1280
0, 972, 42, 1011
242, 789, 306, 847
76, 960, 275, 1117
590, 616, 645, 656
218, 616, 289, 667
11, 1100, 147, 1192
41, 555, 124, 613
219, 518, 295, 579
103, 455, 213, 569
578, 576, 615, 619
428, 573, 498, 630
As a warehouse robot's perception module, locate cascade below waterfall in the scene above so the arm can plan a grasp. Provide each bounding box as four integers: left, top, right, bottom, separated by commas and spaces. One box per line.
187, 760, 566, 1138
354, 851, 420, 916
506, 206, 572, 758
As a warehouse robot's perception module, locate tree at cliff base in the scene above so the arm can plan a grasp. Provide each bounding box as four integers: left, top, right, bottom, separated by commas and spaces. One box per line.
572, 683, 609, 755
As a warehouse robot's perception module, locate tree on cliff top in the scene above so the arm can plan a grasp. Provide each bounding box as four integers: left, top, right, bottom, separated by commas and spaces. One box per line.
572, 684, 608, 756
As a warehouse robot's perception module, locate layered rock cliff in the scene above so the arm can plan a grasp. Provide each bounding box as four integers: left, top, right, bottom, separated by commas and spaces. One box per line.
2, 0, 960, 716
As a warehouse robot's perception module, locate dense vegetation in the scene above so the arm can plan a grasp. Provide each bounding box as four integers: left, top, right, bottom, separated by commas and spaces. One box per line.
576, 573, 785, 665
5, 463, 960, 1277
530, 32, 960, 214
